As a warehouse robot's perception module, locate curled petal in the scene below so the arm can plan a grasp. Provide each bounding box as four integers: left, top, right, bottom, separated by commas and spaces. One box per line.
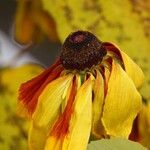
45, 77, 93, 150
101, 61, 142, 138
92, 70, 105, 138
103, 42, 144, 88
120, 51, 144, 89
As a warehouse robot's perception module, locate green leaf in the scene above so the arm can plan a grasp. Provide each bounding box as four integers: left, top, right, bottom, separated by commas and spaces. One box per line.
87, 138, 147, 150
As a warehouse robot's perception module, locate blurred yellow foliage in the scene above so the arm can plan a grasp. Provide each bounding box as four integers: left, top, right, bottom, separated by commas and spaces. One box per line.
14, 0, 58, 44
0, 64, 43, 150
42, 0, 150, 102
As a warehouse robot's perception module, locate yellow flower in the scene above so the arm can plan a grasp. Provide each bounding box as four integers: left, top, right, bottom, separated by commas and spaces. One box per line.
18, 31, 144, 150
14, 0, 58, 44
129, 102, 150, 149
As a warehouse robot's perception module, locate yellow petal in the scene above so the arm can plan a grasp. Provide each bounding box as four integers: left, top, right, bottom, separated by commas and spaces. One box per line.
61, 80, 73, 113
29, 122, 47, 150
29, 75, 73, 149
61, 75, 81, 113
106, 42, 144, 88
139, 103, 150, 149
92, 70, 105, 138
44, 137, 62, 150
33, 75, 73, 127
62, 77, 93, 150
45, 77, 93, 150
120, 50, 144, 89
104, 67, 111, 87
102, 61, 142, 138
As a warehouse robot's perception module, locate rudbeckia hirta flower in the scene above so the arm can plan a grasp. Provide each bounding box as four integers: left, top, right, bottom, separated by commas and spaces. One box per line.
14, 0, 58, 44
18, 31, 144, 150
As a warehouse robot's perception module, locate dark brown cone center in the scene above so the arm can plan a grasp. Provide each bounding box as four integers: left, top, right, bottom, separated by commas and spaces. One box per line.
72, 34, 85, 43
60, 31, 107, 71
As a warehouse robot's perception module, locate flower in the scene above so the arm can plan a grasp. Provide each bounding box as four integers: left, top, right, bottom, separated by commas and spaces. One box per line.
18, 31, 144, 150
129, 101, 150, 149
14, 0, 58, 44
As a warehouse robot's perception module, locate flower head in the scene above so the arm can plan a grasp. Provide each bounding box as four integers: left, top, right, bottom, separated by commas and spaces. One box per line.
14, 0, 58, 44
18, 31, 144, 150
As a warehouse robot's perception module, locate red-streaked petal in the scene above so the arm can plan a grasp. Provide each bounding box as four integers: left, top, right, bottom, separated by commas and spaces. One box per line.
29, 75, 73, 150
50, 77, 77, 138
45, 77, 93, 150
62, 77, 93, 150
18, 59, 62, 116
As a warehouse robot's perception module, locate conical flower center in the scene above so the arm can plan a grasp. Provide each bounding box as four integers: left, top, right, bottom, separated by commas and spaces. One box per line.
60, 31, 107, 71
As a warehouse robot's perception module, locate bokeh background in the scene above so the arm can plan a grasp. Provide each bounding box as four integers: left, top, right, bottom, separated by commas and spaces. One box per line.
0, 1, 60, 150
0, 0, 60, 67
0, 0, 150, 149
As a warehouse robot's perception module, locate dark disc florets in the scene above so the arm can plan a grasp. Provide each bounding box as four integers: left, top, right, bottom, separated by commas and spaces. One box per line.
60, 31, 107, 71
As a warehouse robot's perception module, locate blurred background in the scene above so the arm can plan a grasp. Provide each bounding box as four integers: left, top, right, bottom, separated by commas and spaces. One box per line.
0, 0, 150, 149
0, 0, 60, 67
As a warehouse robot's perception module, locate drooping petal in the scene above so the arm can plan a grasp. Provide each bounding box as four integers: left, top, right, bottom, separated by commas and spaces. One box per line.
50, 77, 77, 138
119, 51, 144, 89
45, 77, 93, 150
92, 70, 105, 138
42, 77, 77, 150
62, 77, 93, 150
18, 59, 62, 116
32, 74, 73, 127
103, 42, 144, 88
28, 75, 73, 150
101, 61, 142, 138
